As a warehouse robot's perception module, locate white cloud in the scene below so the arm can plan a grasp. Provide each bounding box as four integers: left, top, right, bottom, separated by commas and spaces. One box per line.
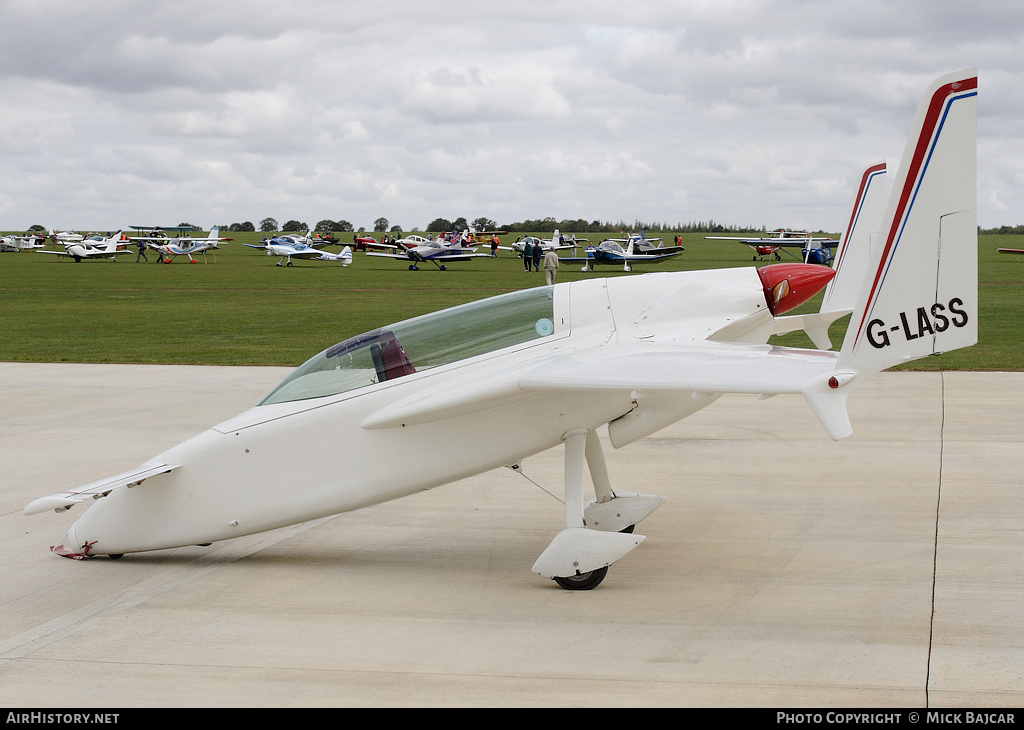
0, 0, 1019, 231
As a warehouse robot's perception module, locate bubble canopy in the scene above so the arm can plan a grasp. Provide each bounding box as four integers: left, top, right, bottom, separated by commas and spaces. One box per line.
260, 286, 558, 405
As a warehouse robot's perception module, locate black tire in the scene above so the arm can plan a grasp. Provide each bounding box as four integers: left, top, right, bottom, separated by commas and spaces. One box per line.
553, 566, 608, 590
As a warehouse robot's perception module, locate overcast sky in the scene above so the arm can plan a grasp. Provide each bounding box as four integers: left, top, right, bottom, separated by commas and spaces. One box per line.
0, 0, 1019, 233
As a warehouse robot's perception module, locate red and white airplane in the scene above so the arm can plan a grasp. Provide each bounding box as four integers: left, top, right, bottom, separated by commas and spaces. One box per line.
23, 69, 978, 590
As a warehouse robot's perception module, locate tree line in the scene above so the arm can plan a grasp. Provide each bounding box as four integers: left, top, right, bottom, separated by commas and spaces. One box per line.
215, 216, 778, 235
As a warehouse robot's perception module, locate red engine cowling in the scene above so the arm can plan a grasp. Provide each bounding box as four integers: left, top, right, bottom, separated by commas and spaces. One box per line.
757, 263, 836, 316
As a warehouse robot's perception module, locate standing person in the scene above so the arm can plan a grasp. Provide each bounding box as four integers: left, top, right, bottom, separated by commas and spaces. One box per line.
491, 234, 499, 257
523, 239, 534, 272
135, 239, 148, 263
532, 238, 542, 272
543, 246, 560, 285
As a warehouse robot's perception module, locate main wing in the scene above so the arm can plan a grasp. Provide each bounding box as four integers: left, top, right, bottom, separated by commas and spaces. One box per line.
518, 342, 852, 440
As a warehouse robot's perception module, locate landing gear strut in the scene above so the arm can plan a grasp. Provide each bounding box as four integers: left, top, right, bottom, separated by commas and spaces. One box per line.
532, 429, 665, 590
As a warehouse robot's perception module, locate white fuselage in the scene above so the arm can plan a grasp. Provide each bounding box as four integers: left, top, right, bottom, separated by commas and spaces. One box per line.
57, 269, 772, 556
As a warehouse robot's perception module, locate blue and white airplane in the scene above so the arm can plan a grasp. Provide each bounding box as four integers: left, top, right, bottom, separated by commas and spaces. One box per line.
246, 237, 352, 267
561, 236, 684, 272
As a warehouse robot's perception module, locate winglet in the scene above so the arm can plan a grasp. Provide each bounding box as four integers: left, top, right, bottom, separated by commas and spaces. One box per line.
821, 161, 889, 314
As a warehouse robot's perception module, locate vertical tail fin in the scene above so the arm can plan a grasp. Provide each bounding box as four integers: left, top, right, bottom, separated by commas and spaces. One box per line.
837, 68, 977, 375
820, 161, 888, 313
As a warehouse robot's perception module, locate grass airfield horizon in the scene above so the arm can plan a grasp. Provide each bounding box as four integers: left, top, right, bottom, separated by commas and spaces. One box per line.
1, 230, 1021, 372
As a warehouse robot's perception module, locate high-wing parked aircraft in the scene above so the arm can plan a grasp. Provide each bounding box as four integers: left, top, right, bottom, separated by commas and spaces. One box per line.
35, 231, 131, 262
24, 69, 978, 591
502, 231, 585, 256
561, 236, 684, 272
0, 233, 47, 251
465, 225, 507, 244
257, 229, 323, 247
707, 228, 841, 263
135, 227, 232, 263
366, 237, 491, 270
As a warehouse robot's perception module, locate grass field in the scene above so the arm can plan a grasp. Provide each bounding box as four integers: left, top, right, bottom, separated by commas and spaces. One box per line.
1, 231, 1021, 370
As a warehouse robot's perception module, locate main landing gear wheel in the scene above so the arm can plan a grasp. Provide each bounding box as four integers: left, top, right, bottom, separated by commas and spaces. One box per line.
554, 566, 608, 591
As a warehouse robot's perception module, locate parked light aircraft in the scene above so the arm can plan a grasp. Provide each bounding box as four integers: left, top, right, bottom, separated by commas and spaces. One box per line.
23, 70, 978, 591
560, 236, 684, 272
624, 233, 685, 256
49, 230, 84, 243
135, 228, 232, 263
256, 229, 323, 247
707, 228, 841, 263
0, 233, 47, 252
465, 225, 508, 244
244, 236, 350, 266
366, 237, 491, 270
314, 246, 354, 265
35, 231, 132, 262
503, 231, 584, 256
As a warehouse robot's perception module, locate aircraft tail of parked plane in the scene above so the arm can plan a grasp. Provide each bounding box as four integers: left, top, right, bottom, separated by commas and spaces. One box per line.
836, 70, 977, 377
779, 68, 977, 440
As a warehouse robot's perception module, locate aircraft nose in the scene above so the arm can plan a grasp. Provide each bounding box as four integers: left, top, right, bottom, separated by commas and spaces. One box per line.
49, 525, 89, 559
757, 263, 836, 315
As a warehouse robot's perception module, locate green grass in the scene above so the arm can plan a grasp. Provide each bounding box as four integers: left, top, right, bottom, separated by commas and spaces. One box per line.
0, 231, 1020, 370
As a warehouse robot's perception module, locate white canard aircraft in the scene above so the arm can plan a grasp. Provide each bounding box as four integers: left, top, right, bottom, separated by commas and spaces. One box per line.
23, 69, 978, 590
35, 231, 131, 262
